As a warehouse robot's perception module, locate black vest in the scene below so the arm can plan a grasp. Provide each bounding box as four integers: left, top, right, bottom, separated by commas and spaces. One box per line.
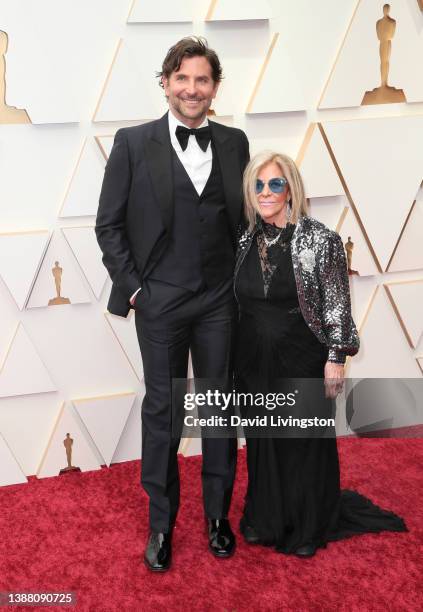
148, 144, 234, 291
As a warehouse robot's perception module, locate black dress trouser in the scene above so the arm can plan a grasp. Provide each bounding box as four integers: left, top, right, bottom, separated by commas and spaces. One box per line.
134, 277, 238, 533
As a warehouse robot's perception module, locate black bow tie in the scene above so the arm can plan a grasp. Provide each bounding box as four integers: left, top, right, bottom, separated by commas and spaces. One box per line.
175, 125, 211, 152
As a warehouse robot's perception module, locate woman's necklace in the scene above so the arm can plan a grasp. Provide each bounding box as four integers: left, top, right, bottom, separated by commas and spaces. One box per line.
262, 203, 292, 247
262, 220, 293, 247
263, 230, 283, 247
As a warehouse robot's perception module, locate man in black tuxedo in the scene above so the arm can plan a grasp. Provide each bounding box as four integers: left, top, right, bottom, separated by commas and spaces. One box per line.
95, 37, 249, 571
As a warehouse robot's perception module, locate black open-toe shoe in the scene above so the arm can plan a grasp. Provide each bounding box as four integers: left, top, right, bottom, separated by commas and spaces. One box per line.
294, 543, 316, 558
240, 520, 261, 544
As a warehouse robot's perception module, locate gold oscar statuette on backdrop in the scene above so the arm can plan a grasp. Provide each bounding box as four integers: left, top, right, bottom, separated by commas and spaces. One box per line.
361, 4, 406, 105
59, 433, 81, 474
345, 236, 359, 276
418, 0, 423, 11
0, 30, 31, 124
48, 261, 71, 305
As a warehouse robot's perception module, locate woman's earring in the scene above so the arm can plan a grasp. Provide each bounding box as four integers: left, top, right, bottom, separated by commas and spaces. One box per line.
286, 199, 292, 223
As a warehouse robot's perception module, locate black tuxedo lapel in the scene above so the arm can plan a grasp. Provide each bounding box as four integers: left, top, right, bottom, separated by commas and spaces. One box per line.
209, 120, 243, 236
145, 113, 173, 234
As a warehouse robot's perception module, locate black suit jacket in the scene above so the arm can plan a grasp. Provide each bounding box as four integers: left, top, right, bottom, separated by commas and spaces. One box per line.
95, 112, 250, 317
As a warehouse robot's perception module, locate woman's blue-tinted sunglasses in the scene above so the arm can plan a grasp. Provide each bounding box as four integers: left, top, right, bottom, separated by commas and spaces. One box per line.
255, 177, 288, 194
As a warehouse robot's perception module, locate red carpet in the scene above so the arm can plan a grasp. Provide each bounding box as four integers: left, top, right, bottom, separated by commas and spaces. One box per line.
0, 439, 422, 612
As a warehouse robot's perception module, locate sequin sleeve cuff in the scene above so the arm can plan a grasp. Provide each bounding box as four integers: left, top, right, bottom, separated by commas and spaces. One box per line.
327, 349, 347, 364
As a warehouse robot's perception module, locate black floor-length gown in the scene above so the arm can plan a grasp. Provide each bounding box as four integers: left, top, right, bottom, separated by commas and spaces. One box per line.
234, 220, 407, 554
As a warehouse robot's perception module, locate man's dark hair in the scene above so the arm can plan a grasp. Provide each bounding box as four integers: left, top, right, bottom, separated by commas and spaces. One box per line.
157, 36, 223, 87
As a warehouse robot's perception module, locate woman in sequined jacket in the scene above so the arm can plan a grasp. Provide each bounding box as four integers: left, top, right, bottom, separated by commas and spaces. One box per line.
234, 183, 360, 370
233, 151, 405, 558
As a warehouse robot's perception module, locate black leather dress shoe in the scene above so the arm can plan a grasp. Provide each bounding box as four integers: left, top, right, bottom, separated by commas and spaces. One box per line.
294, 543, 316, 558
207, 518, 236, 558
144, 531, 172, 571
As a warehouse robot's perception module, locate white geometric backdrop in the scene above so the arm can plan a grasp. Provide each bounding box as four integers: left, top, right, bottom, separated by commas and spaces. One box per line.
0, 0, 422, 486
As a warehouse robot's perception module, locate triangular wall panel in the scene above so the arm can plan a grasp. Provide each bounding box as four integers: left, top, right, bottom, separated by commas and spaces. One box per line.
247, 33, 305, 114
349, 276, 379, 330
337, 207, 379, 277
37, 402, 101, 478
0, 323, 56, 398
384, 280, 423, 349
27, 231, 91, 308
59, 138, 105, 218
0, 433, 27, 486
388, 198, 423, 272
104, 311, 143, 381
0, 231, 50, 310
110, 387, 143, 464
73, 393, 136, 467
308, 196, 347, 231
210, 25, 271, 116
322, 116, 423, 271
347, 289, 421, 378
61, 227, 109, 300
297, 124, 344, 199
93, 39, 167, 122
319, 0, 423, 109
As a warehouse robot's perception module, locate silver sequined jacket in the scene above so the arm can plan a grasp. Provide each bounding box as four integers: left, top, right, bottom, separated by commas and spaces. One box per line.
234, 215, 360, 364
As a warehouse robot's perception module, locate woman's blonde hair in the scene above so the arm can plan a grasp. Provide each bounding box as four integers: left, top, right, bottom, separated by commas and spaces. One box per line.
243, 151, 308, 231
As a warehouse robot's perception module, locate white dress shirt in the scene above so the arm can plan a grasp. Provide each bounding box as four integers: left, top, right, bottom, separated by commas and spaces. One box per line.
168, 108, 212, 196
130, 109, 212, 304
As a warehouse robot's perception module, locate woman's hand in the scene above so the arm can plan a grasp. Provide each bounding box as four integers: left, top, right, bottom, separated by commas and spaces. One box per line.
324, 361, 344, 399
